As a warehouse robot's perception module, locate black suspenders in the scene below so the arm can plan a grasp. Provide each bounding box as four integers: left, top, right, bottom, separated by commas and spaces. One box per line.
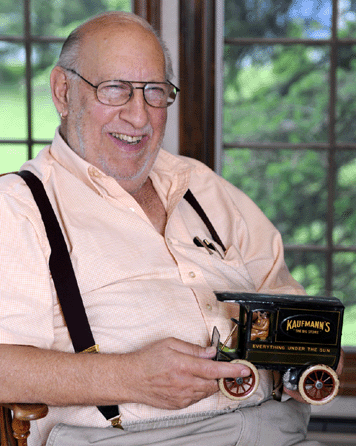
17, 171, 96, 354
183, 189, 226, 253
16, 171, 119, 421
16, 170, 225, 423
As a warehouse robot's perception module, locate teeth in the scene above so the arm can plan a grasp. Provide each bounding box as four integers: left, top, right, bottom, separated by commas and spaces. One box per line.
112, 133, 143, 144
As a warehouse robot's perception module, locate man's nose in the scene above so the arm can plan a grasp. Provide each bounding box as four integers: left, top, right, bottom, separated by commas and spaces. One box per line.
119, 88, 149, 128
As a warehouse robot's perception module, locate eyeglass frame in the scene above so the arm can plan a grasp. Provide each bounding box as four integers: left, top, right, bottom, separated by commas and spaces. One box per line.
63, 68, 180, 108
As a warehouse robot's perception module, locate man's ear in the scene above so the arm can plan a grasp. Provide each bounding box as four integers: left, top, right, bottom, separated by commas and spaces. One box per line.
50, 66, 70, 117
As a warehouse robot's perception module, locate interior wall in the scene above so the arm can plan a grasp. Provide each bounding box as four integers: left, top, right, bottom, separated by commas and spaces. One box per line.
161, 0, 179, 155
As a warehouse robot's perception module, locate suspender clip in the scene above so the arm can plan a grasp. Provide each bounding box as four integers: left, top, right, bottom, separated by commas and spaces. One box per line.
111, 415, 124, 429
81, 344, 100, 353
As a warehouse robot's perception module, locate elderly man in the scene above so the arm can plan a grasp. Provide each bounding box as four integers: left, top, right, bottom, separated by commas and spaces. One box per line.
0, 11, 334, 446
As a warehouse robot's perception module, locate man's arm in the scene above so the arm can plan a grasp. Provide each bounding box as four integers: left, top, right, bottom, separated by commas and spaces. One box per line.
0, 338, 250, 409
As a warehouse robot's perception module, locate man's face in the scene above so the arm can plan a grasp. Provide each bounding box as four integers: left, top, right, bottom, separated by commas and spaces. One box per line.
63, 23, 168, 194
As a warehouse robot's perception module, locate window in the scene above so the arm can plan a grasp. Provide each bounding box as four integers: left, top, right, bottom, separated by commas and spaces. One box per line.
0, 0, 131, 174
222, 0, 356, 348
178, 0, 355, 349
178, 0, 355, 395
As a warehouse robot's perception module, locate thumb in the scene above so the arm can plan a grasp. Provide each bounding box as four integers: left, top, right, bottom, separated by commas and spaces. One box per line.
169, 338, 217, 359
185, 343, 217, 359
200, 345, 217, 359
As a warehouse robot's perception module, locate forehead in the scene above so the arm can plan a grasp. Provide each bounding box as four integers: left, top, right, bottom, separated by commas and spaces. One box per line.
79, 22, 166, 82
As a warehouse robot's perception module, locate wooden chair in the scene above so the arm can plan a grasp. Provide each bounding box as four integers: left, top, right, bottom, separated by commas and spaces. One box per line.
0, 403, 48, 446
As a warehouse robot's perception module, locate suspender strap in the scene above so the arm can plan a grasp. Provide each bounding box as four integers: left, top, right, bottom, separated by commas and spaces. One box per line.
184, 189, 226, 253
15, 172, 224, 423
16, 170, 119, 421
17, 170, 95, 353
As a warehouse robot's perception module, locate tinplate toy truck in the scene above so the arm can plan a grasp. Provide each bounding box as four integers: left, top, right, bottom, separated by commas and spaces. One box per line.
213, 292, 344, 405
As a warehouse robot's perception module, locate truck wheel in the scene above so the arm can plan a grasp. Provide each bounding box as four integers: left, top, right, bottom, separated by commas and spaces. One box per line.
298, 364, 339, 405
219, 359, 259, 400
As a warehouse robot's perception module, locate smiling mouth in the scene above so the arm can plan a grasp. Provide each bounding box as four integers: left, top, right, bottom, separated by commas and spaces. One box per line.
111, 132, 144, 145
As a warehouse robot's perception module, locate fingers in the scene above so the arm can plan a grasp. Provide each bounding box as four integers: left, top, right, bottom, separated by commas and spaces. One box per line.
190, 355, 251, 381
166, 337, 216, 359
124, 337, 253, 410
165, 338, 251, 380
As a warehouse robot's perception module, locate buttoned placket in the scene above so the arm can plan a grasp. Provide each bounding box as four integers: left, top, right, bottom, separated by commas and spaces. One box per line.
164, 209, 222, 338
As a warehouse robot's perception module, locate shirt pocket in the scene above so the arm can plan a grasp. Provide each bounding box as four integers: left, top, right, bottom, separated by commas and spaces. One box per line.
203, 242, 256, 292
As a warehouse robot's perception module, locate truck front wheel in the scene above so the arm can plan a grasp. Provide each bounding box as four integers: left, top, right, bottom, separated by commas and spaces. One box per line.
219, 359, 260, 400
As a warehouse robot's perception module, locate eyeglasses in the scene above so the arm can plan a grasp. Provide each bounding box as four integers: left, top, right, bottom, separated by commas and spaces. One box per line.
65, 68, 180, 108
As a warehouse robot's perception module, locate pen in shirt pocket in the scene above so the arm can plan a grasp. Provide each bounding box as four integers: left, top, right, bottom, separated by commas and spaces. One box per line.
193, 236, 224, 259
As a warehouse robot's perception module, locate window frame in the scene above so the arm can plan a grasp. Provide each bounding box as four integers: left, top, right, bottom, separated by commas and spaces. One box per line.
0, 0, 64, 159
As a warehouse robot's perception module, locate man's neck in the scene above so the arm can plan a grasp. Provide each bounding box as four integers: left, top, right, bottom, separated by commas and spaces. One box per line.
131, 178, 167, 235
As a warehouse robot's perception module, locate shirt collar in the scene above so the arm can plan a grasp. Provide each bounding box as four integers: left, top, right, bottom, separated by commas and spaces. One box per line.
49, 127, 195, 202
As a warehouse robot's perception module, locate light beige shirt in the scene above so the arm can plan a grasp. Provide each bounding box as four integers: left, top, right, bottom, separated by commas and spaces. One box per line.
0, 129, 304, 445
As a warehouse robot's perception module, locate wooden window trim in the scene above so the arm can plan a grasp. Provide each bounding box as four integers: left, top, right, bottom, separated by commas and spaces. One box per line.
340, 350, 356, 396
133, 0, 161, 34
178, 0, 216, 169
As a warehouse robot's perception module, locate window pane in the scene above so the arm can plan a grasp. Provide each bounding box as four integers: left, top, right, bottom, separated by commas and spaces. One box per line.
0, 2, 23, 36
338, 0, 356, 38
224, 45, 329, 144
222, 148, 328, 245
285, 250, 326, 296
225, 0, 332, 39
33, 144, 47, 158
286, 249, 356, 348
334, 151, 356, 247
336, 45, 356, 143
333, 252, 356, 347
0, 144, 27, 173
32, 43, 63, 140
0, 43, 27, 139
30, 0, 131, 35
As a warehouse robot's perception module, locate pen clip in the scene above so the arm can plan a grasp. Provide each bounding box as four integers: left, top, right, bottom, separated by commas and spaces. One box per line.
194, 236, 223, 258
193, 236, 214, 255
203, 239, 224, 259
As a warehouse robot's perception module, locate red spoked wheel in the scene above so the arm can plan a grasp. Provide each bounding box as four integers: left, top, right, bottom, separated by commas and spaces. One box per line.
298, 365, 339, 405
219, 359, 259, 401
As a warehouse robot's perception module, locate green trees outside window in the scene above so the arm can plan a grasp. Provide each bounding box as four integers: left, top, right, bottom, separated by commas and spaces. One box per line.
223, 0, 356, 346
0, 0, 131, 172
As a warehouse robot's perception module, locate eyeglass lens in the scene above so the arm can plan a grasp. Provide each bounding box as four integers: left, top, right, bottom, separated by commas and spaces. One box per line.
97, 81, 176, 107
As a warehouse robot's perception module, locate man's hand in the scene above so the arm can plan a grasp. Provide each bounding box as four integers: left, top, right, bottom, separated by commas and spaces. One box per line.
283, 348, 345, 403
0, 341, 251, 409
123, 337, 251, 410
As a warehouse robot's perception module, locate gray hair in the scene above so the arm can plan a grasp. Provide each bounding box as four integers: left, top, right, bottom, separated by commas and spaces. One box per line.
56, 11, 173, 80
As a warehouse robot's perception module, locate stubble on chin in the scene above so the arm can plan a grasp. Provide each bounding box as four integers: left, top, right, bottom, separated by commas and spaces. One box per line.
98, 138, 163, 194
67, 100, 165, 193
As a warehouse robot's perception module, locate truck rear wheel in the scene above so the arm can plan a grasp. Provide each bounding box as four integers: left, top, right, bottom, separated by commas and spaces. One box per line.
298, 364, 339, 405
219, 359, 259, 400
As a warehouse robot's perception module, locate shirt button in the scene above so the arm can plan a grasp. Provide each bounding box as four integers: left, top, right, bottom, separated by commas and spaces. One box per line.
89, 167, 100, 177
189, 271, 196, 278
206, 304, 212, 311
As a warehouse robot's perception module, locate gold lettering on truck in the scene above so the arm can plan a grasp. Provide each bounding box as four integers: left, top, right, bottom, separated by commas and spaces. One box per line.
286, 319, 331, 333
